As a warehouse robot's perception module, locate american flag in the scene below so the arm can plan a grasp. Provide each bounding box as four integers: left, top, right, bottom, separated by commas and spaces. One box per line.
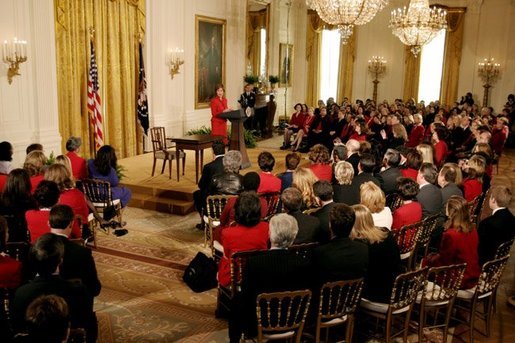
137, 41, 149, 135
87, 40, 104, 150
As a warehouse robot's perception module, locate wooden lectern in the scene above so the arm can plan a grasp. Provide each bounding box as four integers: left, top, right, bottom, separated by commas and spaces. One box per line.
220, 108, 251, 169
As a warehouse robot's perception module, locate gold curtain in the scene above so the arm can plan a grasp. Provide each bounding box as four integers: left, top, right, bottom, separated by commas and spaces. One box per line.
337, 29, 356, 102
247, 9, 267, 75
402, 45, 421, 102
305, 10, 325, 107
440, 7, 466, 107
54, 0, 145, 159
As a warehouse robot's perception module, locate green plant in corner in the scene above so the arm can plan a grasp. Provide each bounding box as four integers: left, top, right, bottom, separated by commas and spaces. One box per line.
45, 152, 56, 166
243, 74, 259, 85
116, 164, 127, 181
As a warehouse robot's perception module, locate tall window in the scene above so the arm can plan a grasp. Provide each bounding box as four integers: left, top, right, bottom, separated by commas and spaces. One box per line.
418, 29, 446, 103
259, 28, 267, 76
320, 29, 341, 102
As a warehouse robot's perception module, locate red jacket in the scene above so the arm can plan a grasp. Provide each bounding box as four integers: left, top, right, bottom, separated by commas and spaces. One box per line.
433, 140, 448, 167
59, 188, 89, 237
30, 174, 44, 193
26, 209, 51, 243
406, 124, 424, 147
392, 201, 423, 231
66, 151, 88, 180
462, 178, 483, 202
257, 172, 281, 194
309, 164, 332, 182
289, 112, 305, 127
400, 168, 418, 181
0, 255, 22, 289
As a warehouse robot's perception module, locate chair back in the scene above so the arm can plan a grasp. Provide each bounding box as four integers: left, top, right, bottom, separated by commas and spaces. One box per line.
205, 195, 234, 223
393, 220, 423, 262
318, 278, 364, 322
150, 127, 167, 155
229, 249, 267, 294
475, 256, 510, 297
256, 289, 312, 342
5, 242, 30, 262
415, 214, 440, 260
260, 192, 281, 220
289, 242, 318, 260
468, 195, 483, 224
1, 288, 14, 338
494, 238, 514, 260
423, 264, 466, 304
386, 192, 403, 212
80, 179, 113, 206
477, 188, 493, 223
389, 267, 428, 313
3, 214, 29, 243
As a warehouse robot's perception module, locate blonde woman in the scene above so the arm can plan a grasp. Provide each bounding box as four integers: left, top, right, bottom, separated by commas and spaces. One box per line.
292, 167, 318, 210
333, 161, 354, 204
55, 155, 74, 180
350, 204, 400, 302
416, 144, 434, 164
360, 181, 392, 229
23, 150, 47, 192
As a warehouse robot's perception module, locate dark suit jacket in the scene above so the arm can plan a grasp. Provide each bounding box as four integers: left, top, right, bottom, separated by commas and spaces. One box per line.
333, 184, 355, 205
277, 171, 293, 192
378, 167, 402, 195
416, 183, 443, 216
346, 153, 360, 176
313, 237, 369, 283
198, 156, 224, 197
477, 208, 515, 265
290, 210, 321, 244
312, 202, 338, 244
440, 183, 463, 206
348, 172, 381, 206
13, 275, 96, 340
56, 235, 101, 297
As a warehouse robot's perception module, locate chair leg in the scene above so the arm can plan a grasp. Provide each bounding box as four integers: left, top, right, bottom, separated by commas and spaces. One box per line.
161, 159, 166, 174
182, 155, 186, 176
419, 307, 426, 343
168, 158, 172, 179
469, 300, 476, 343
151, 158, 157, 176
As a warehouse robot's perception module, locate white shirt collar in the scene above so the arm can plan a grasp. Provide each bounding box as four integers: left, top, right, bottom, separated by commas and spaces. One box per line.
492, 207, 506, 215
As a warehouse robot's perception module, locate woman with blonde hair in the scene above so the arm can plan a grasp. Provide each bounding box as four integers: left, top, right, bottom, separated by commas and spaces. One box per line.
360, 181, 392, 229
55, 155, 73, 179
351, 204, 400, 302
292, 167, 318, 210
423, 196, 480, 289
462, 155, 486, 202
416, 144, 434, 164
333, 161, 354, 204
23, 150, 47, 192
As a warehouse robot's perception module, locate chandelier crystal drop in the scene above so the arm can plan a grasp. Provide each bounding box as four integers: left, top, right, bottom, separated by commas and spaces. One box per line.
306, 0, 389, 44
389, 0, 447, 56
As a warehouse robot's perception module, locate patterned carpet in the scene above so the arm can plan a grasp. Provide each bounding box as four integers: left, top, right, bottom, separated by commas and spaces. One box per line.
92, 146, 515, 343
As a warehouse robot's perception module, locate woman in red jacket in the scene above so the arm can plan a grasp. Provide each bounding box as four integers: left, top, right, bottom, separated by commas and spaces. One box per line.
210, 84, 230, 145
432, 126, 449, 168
0, 216, 22, 289
423, 196, 480, 289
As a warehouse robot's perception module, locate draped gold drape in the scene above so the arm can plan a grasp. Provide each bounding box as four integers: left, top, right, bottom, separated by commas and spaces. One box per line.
402, 46, 421, 102
247, 9, 267, 75
337, 30, 356, 102
440, 7, 466, 107
306, 10, 323, 107
54, 0, 145, 159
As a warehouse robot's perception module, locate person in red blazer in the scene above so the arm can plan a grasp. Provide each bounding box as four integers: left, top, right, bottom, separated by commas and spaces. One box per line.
24, 150, 47, 193
210, 84, 231, 145
26, 180, 60, 244
0, 216, 22, 289
256, 152, 281, 193
308, 144, 332, 182
432, 126, 449, 167
218, 192, 269, 287
65, 136, 88, 180
423, 196, 480, 289
392, 177, 423, 231
400, 150, 423, 181
406, 113, 425, 147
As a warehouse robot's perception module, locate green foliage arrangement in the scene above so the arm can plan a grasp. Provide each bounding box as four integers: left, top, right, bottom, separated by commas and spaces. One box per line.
116, 164, 127, 181
268, 75, 279, 84
186, 126, 212, 136
243, 74, 259, 84
45, 152, 56, 166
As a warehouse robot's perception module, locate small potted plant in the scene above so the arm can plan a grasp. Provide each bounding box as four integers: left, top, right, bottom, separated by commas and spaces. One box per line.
243, 74, 259, 86
268, 75, 279, 89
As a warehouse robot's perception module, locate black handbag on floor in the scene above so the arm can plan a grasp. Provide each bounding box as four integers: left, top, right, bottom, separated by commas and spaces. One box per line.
183, 252, 218, 293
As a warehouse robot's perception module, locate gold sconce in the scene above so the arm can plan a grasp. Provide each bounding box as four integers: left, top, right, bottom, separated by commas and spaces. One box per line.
367, 56, 387, 104
167, 48, 184, 79
2, 38, 28, 84
477, 58, 501, 107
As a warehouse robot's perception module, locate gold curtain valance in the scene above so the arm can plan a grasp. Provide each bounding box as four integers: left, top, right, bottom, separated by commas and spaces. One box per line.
246, 8, 269, 75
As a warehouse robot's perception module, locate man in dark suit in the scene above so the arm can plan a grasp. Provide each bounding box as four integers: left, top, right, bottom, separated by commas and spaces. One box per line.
311, 180, 337, 243
313, 203, 368, 282
13, 234, 97, 342
348, 154, 381, 205
478, 186, 515, 265
416, 162, 443, 216
378, 149, 402, 195
229, 213, 314, 342
49, 205, 101, 297
281, 187, 321, 244
193, 140, 225, 229
239, 84, 256, 130
345, 139, 361, 176
438, 164, 463, 205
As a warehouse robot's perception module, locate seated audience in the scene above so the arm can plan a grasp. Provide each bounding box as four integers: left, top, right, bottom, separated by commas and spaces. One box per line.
0, 216, 22, 289
65, 136, 88, 180
345, 139, 361, 175
477, 186, 515, 265
391, 177, 423, 231
423, 196, 480, 289
378, 149, 402, 195
308, 144, 332, 181
416, 162, 443, 216
438, 163, 463, 205
54, 155, 73, 177
218, 192, 269, 287
13, 233, 97, 342
25, 144, 43, 155
416, 144, 434, 164
26, 181, 60, 243
209, 150, 244, 196
350, 205, 400, 303
88, 145, 132, 208
313, 203, 369, 281
281, 187, 321, 244
462, 155, 486, 201
406, 113, 424, 147
292, 107, 315, 151
277, 152, 301, 191
256, 151, 281, 193
292, 167, 319, 210
0, 141, 13, 175
432, 126, 449, 167
230, 213, 314, 341
401, 149, 423, 180
348, 154, 381, 206
49, 205, 101, 297
332, 161, 355, 204
280, 103, 304, 150
23, 150, 47, 192
311, 180, 337, 244
360, 181, 392, 230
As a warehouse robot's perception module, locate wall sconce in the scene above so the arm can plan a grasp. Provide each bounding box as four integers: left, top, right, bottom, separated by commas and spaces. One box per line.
477, 57, 501, 107
367, 56, 387, 104
2, 38, 28, 84
167, 48, 184, 79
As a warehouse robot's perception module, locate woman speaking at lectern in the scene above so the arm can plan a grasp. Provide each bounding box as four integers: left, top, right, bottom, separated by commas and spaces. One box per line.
210, 84, 231, 145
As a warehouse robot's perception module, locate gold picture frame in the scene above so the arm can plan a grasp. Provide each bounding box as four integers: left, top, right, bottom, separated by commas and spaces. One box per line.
195, 15, 226, 109
279, 43, 293, 87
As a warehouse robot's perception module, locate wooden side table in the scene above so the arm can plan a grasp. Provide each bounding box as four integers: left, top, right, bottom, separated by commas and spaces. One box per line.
167, 134, 220, 183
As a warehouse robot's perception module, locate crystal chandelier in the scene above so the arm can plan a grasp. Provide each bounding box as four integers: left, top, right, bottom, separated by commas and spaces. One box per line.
306, 0, 389, 44
390, 0, 447, 56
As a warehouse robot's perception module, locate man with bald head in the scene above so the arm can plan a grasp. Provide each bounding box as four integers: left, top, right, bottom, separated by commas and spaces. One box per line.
346, 139, 361, 175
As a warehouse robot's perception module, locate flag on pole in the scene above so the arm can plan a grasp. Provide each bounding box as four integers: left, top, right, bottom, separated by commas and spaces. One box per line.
87, 40, 104, 150
137, 41, 149, 135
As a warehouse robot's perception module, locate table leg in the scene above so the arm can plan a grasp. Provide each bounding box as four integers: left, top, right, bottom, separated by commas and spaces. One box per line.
176, 148, 180, 182
195, 149, 200, 184
200, 149, 204, 170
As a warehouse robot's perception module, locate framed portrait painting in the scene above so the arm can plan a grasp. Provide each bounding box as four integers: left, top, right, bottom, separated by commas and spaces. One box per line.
279, 43, 293, 87
195, 15, 226, 109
